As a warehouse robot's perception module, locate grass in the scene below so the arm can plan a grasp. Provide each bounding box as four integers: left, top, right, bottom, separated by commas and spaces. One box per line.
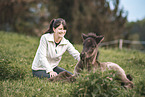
0, 31, 145, 97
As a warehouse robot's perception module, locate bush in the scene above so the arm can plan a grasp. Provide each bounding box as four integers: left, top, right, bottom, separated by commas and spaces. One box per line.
70, 70, 124, 97
0, 59, 26, 80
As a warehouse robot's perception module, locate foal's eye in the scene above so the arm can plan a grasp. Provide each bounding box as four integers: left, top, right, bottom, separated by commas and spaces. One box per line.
91, 46, 95, 49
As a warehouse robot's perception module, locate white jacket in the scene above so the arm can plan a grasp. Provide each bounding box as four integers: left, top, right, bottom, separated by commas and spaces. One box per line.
32, 33, 80, 73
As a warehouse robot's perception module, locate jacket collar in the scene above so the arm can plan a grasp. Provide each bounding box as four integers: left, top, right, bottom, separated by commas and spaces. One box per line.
46, 33, 67, 45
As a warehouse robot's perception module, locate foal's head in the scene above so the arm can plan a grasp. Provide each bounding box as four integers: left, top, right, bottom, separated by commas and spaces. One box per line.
80, 33, 104, 61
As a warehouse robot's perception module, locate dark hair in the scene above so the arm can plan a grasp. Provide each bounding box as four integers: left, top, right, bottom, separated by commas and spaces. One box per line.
44, 18, 67, 34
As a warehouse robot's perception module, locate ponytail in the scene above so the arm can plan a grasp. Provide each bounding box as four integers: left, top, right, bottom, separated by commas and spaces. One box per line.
44, 18, 67, 34
44, 19, 56, 34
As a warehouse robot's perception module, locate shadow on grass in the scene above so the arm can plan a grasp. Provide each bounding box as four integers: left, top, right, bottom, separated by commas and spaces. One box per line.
0, 59, 26, 80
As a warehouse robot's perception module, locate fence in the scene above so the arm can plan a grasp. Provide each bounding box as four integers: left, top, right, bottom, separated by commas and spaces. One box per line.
100, 39, 145, 49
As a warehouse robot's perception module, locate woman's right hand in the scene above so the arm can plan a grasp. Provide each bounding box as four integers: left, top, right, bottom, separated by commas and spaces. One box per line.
50, 71, 58, 78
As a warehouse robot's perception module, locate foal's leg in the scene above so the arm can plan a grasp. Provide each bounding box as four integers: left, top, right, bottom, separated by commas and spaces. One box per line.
103, 62, 127, 80
73, 61, 83, 77
103, 62, 133, 88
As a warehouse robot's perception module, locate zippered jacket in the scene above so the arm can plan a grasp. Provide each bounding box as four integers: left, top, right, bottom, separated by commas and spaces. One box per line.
32, 33, 80, 73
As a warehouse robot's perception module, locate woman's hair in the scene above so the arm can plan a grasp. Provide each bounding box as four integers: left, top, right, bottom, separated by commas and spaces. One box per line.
44, 18, 67, 34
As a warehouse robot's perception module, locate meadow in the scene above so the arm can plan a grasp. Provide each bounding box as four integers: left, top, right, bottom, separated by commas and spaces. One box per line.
0, 31, 145, 97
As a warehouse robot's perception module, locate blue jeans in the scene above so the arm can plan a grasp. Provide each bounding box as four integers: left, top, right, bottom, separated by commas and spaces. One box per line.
32, 66, 73, 79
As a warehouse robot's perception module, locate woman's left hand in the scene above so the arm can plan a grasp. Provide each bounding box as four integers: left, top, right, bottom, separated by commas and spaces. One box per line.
50, 71, 58, 78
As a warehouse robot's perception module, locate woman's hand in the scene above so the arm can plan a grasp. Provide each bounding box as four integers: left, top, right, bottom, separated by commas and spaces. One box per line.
50, 71, 58, 78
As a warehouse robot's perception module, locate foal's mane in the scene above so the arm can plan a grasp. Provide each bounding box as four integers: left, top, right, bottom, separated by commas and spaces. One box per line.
84, 33, 104, 46
86, 33, 98, 39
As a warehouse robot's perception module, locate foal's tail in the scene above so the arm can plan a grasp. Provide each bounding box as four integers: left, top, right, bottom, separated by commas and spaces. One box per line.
126, 74, 133, 81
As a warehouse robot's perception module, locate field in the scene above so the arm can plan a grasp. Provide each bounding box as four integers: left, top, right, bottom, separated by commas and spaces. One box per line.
0, 31, 145, 97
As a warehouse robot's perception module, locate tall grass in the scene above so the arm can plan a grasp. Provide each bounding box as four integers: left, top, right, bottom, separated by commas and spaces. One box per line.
0, 31, 145, 97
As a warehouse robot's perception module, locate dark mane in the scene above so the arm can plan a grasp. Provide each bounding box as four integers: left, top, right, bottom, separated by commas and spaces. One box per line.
87, 33, 103, 39
87, 33, 98, 38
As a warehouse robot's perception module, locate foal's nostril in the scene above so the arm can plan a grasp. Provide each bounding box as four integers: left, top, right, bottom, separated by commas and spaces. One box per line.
80, 52, 85, 56
80, 52, 85, 60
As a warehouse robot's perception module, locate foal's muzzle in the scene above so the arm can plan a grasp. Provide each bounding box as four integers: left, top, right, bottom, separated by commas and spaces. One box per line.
80, 52, 86, 61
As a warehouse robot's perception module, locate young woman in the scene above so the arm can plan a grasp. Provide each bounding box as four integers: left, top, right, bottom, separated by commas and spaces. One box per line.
32, 18, 80, 78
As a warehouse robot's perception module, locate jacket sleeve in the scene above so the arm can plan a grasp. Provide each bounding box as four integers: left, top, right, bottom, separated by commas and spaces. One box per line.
66, 41, 80, 61
38, 35, 53, 73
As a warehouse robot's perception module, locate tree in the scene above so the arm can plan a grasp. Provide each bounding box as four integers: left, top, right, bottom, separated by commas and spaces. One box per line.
48, 0, 127, 43
0, 0, 48, 36
124, 18, 145, 49
0, 0, 127, 43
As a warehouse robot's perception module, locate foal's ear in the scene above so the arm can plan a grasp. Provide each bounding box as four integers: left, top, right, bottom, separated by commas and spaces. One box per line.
82, 33, 88, 41
96, 36, 104, 44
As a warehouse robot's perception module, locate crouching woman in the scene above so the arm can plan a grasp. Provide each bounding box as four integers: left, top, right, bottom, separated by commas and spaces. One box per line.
32, 18, 80, 79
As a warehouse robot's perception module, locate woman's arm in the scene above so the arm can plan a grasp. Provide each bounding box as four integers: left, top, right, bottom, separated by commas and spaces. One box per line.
67, 42, 80, 61
38, 35, 53, 73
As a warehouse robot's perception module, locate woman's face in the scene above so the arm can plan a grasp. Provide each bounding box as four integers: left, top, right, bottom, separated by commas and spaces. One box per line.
53, 24, 66, 38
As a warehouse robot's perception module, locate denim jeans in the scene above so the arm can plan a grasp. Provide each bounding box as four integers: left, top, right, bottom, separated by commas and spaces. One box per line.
32, 66, 73, 79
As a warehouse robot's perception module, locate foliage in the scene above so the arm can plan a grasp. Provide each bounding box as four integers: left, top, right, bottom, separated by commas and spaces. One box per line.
50, 0, 127, 43
0, 0, 127, 43
70, 70, 124, 97
0, 0, 48, 36
125, 18, 145, 40
0, 31, 145, 96
124, 18, 145, 49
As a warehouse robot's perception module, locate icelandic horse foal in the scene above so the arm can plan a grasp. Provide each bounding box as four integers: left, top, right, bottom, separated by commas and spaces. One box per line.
74, 33, 133, 89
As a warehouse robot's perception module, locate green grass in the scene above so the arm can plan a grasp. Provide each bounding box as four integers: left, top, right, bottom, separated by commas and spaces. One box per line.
0, 31, 145, 97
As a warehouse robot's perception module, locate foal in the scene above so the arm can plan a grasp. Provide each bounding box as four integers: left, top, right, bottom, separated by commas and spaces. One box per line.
74, 33, 133, 89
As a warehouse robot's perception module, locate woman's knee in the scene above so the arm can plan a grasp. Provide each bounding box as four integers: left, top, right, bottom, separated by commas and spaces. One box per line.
32, 70, 50, 78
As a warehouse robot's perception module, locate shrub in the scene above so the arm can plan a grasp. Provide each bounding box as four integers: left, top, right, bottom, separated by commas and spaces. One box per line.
70, 70, 124, 97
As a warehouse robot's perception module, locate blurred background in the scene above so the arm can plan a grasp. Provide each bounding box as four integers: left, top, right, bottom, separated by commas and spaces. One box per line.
0, 0, 145, 50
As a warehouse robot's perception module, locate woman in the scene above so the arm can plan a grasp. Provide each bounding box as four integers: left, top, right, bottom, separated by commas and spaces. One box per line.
32, 18, 80, 79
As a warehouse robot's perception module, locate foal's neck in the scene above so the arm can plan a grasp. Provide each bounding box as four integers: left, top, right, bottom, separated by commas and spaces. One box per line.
91, 47, 99, 65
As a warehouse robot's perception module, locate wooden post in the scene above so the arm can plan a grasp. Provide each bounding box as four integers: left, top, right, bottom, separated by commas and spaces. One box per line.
119, 39, 123, 49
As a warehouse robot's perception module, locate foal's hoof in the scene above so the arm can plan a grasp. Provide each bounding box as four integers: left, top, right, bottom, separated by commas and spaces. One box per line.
123, 81, 134, 89
47, 71, 76, 82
